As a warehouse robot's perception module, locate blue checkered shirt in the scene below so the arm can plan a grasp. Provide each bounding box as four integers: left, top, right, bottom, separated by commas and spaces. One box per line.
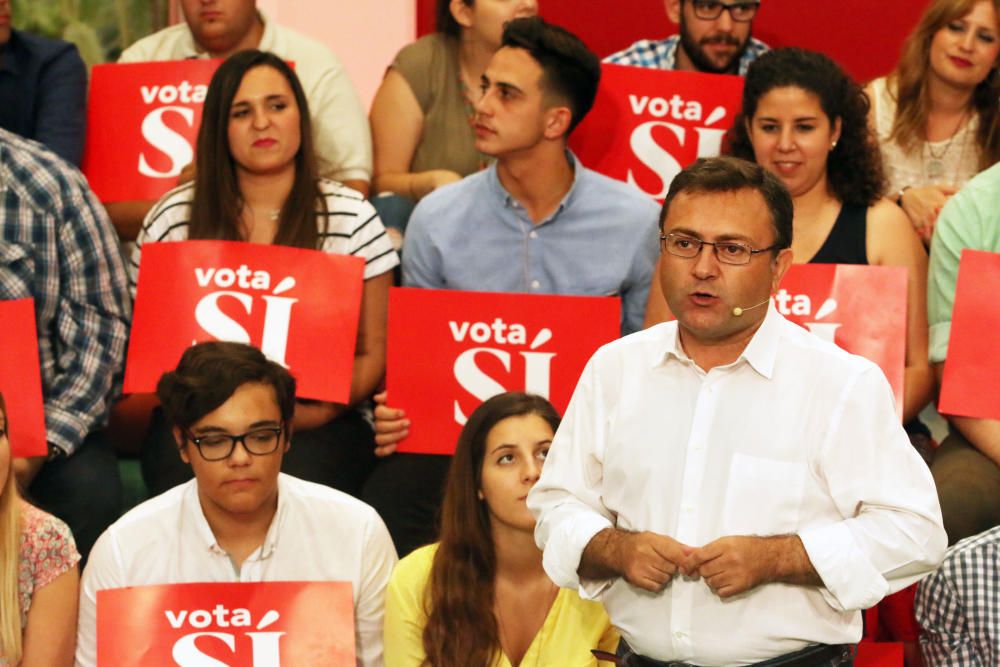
0, 128, 130, 456
604, 35, 769, 75
916, 526, 1000, 666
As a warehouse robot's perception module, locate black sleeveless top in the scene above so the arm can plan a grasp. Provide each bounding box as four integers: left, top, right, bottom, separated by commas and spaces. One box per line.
808, 203, 868, 265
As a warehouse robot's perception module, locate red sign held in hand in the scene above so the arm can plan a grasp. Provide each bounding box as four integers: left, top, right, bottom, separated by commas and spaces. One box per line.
780, 265, 908, 420
0, 299, 47, 457
570, 64, 744, 201
125, 241, 364, 402
939, 250, 1000, 420
97, 581, 355, 666
387, 288, 620, 455
83, 60, 221, 202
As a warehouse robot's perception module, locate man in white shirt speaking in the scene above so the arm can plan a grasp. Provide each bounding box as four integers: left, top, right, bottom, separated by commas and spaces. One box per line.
76, 341, 396, 667
527, 157, 946, 667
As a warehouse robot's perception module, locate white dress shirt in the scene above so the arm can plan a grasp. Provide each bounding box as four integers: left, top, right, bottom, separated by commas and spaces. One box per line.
528, 304, 946, 666
76, 473, 397, 667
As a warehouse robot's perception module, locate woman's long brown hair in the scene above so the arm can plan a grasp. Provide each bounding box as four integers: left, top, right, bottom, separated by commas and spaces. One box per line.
422, 392, 561, 667
888, 0, 1000, 169
188, 50, 327, 248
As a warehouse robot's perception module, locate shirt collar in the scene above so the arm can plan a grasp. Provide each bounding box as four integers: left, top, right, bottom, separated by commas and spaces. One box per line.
486, 150, 583, 224
188, 472, 287, 561
656, 300, 782, 379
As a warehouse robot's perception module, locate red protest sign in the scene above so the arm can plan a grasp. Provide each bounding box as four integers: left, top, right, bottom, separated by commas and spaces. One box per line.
82, 60, 220, 202
570, 64, 744, 201
779, 265, 908, 420
124, 241, 364, 402
939, 250, 1000, 420
97, 581, 354, 667
0, 299, 47, 457
386, 288, 620, 455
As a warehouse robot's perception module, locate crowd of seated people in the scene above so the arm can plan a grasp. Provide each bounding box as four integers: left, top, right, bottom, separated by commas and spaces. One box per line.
1, 0, 999, 665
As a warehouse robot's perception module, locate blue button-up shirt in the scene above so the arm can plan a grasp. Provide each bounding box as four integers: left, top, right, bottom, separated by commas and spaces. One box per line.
402, 153, 660, 335
0, 129, 130, 455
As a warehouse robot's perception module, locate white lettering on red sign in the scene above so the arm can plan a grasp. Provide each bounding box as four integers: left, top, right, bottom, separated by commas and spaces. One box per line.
192, 267, 298, 367
449, 319, 555, 425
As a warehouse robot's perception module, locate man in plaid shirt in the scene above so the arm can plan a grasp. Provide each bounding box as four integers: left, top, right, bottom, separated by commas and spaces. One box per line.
0, 128, 130, 558
605, 0, 768, 75
916, 526, 1000, 665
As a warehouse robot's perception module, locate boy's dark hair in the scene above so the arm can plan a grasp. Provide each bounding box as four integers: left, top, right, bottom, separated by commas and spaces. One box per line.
660, 156, 794, 251
501, 16, 601, 135
156, 342, 296, 431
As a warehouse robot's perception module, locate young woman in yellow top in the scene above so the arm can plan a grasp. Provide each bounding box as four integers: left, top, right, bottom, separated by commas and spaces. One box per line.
383, 392, 617, 667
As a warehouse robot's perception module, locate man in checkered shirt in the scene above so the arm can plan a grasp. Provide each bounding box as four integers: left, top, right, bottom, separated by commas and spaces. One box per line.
915, 526, 1000, 665
0, 128, 130, 559
605, 0, 769, 75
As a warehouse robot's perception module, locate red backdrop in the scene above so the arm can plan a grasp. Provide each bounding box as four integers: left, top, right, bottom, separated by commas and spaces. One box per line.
416, 0, 930, 83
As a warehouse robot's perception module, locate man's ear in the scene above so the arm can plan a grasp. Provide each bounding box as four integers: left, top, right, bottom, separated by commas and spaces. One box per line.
174, 426, 191, 464
282, 424, 293, 453
665, 0, 683, 24
543, 106, 572, 140
771, 247, 794, 292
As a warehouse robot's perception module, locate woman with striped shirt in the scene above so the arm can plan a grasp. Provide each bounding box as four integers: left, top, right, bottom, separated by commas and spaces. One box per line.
128, 50, 398, 498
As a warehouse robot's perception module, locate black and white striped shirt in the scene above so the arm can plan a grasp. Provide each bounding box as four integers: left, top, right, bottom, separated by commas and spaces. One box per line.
128, 179, 398, 295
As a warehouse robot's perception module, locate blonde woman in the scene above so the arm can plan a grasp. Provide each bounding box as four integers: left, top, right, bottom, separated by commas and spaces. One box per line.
867, 0, 1000, 242
0, 392, 79, 667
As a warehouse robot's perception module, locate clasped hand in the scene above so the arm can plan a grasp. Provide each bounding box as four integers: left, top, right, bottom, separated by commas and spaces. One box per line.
620, 533, 779, 598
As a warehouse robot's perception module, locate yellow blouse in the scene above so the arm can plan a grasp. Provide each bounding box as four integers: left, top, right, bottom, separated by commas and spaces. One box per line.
384, 544, 619, 667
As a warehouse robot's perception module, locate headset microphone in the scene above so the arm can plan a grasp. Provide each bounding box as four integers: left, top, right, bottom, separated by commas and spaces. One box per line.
732, 298, 771, 317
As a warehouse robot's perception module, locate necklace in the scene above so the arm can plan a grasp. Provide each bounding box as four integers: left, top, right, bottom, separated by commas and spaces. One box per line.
924, 109, 969, 181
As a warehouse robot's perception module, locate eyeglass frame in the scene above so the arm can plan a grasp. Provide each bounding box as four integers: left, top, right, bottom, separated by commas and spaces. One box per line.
183, 425, 285, 461
687, 0, 761, 22
659, 233, 780, 265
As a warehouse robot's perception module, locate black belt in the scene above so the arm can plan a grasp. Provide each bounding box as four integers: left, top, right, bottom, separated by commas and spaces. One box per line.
593, 641, 856, 666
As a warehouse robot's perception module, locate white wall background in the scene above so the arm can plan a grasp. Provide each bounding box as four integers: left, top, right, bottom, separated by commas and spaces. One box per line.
255, 0, 415, 108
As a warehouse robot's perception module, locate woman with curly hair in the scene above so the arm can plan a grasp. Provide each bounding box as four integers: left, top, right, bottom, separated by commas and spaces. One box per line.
645, 48, 934, 432
866, 0, 999, 242
382, 392, 617, 667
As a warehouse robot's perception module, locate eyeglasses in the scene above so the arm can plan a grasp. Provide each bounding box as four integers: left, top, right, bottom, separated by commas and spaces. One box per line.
660, 233, 777, 265
185, 426, 284, 461
689, 0, 760, 22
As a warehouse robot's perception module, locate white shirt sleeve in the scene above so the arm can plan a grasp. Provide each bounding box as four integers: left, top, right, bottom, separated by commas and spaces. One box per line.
308, 59, 372, 184
527, 355, 616, 598
75, 529, 124, 667
353, 510, 398, 667
797, 366, 947, 611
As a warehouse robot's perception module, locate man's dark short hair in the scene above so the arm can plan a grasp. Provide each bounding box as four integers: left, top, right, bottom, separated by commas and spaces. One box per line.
501, 16, 601, 134
659, 156, 793, 251
156, 342, 296, 431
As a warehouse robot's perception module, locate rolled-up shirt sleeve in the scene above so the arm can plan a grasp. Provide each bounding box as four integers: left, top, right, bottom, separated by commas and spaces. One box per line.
528, 356, 616, 597
797, 366, 946, 611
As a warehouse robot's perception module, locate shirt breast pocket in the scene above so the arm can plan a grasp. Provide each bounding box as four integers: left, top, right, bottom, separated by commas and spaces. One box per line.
720, 452, 807, 537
